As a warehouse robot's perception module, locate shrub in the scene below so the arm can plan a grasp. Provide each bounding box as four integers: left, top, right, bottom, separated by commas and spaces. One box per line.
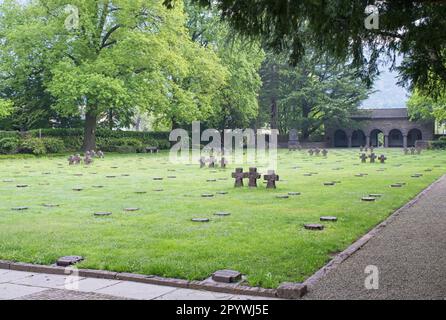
97, 137, 144, 153
0, 137, 19, 154
432, 140, 446, 149
439, 136, 446, 141
20, 138, 47, 155
42, 138, 66, 153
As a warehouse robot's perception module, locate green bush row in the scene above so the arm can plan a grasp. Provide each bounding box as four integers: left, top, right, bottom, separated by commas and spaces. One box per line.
431, 140, 446, 149
0, 129, 171, 154
0, 137, 65, 155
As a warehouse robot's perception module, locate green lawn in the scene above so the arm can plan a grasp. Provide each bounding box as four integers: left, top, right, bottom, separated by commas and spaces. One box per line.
0, 149, 444, 288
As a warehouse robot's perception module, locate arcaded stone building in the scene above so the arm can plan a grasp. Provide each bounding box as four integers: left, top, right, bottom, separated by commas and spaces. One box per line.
325, 108, 434, 148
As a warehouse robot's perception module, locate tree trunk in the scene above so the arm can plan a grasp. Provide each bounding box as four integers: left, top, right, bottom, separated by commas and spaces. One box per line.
108, 109, 113, 130
83, 111, 97, 151
301, 103, 311, 141
270, 97, 278, 130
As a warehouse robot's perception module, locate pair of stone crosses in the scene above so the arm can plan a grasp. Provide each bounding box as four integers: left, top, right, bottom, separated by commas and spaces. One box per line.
232, 168, 279, 189
68, 154, 82, 165
359, 153, 379, 163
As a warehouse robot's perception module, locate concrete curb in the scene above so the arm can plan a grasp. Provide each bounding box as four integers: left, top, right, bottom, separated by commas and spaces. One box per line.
303, 174, 446, 290
0, 260, 280, 298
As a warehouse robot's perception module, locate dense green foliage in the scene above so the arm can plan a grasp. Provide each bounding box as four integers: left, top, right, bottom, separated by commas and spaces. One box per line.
0, 129, 171, 154
176, 0, 446, 99
408, 91, 446, 123
258, 51, 369, 139
0, 0, 227, 149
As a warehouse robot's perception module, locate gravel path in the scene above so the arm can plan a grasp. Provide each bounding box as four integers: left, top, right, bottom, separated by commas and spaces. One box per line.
305, 175, 446, 300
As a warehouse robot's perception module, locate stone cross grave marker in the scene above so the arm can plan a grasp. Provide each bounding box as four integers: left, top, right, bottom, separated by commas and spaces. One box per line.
247, 168, 261, 188
232, 168, 247, 187
308, 149, 314, 156
322, 149, 328, 157
208, 156, 217, 168
264, 170, 279, 189
369, 153, 377, 163
360, 153, 367, 163
378, 154, 387, 164
199, 157, 206, 168
220, 157, 228, 169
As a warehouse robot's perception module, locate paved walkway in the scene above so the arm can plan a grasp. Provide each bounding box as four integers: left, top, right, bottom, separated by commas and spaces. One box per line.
305, 175, 446, 300
0, 269, 269, 300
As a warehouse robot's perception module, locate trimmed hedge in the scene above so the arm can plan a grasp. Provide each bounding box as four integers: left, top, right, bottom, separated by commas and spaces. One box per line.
431, 140, 446, 149
0, 129, 171, 154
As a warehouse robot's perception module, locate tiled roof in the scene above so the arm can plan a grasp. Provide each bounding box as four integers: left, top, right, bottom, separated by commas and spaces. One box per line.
352, 108, 408, 119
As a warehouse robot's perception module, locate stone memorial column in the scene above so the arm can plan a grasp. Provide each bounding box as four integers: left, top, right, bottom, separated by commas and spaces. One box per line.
348, 135, 352, 148
384, 135, 389, 148
366, 136, 371, 148
403, 135, 408, 148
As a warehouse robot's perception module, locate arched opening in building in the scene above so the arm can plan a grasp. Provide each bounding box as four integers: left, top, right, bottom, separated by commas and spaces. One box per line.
334, 130, 348, 147
388, 129, 404, 147
351, 130, 366, 147
407, 129, 422, 147
370, 129, 384, 148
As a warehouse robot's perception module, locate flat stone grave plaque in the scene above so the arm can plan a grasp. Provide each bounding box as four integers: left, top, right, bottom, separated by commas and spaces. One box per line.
56, 256, 84, 267
201, 193, 214, 198
361, 197, 376, 202
288, 192, 301, 196
94, 212, 112, 217
121, 174, 130, 177
369, 194, 383, 198
207, 179, 217, 182
276, 195, 289, 199
425, 169, 433, 172
43, 204, 60, 208
214, 212, 231, 216
192, 218, 210, 223
3, 179, 13, 182
135, 191, 147, 194
72, 188, 83, 191
320, 216, 337, 222
74, 174, 83, 176
411, 173, 423, 178
153, 177, 163, 181
154, 189, 164, 192
93, 185, 104, 188
391, 183, 403, 188
212, 270, 242, 283
168, 176, 177, 179
106, 176, 117, 178
304, 224, 324, 231
124, 208, 140, 212
303, 173, 313, 176
12, 207, 29, 211
216, 191, 228, 195
17, 184, 29, 188
324, 182, 336, 186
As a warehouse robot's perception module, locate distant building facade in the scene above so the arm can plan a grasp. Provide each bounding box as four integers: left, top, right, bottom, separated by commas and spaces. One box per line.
325, 108, 434, 148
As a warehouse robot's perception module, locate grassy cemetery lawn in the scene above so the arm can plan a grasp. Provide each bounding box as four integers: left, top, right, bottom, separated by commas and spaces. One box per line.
0, 149, 444, 288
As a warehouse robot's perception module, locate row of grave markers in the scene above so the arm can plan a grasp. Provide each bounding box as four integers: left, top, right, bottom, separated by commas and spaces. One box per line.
232, 168, 279, 188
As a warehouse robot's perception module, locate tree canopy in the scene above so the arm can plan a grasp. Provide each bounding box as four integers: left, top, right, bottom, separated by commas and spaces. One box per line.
168, 0, 446, 99
258, 51, 369, 139
0, 0, 227, 149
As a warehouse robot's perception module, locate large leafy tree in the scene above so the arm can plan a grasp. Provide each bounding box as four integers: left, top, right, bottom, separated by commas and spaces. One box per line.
166, 0, 446, 99
184, 0, 264, 131
259, 52, 370, 139
408, 91, 446, 123
1, 0, 226, 149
